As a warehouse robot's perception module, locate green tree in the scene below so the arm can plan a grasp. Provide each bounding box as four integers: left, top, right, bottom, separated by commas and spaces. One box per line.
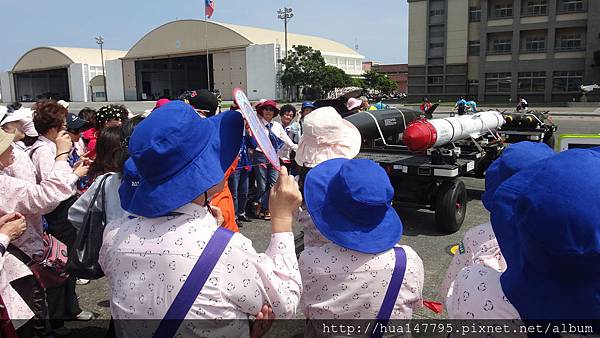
351, 77, 365, 89
362, 70, 398, 96
280, 45, 326, 100
317, 65, 353, 98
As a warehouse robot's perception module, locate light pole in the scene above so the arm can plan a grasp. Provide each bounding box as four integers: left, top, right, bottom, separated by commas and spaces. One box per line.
95, 35, 108, 102
277, 7, 294, 59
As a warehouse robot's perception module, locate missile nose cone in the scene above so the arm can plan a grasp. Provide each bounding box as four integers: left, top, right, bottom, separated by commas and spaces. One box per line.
403, 120, 437, 152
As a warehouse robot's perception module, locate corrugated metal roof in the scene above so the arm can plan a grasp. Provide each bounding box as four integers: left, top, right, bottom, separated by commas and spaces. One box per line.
125, 20, 362, 59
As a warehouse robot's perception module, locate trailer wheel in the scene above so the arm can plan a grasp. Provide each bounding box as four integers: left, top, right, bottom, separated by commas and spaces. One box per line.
434, 180, 467, 233
543, 130, 555, 149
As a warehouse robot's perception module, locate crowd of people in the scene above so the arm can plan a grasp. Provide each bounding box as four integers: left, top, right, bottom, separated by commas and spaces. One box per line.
0, 89, 598, 338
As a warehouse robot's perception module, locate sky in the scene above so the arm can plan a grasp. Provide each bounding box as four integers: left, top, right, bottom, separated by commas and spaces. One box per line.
0, 0, 408, 71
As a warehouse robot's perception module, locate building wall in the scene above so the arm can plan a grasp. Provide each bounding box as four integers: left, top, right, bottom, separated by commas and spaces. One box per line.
122, 59, 137, 101
408, 1, 428, 66
371, 64, 409, 93
245, 44, 277, 101
106, 59, 124, 101
68, 63, 87, 102
0, 72, 14, 103
407, 0, 600, 103
323, 53, 364, 76
584, 0, 600, 101
477, 0, 599, 103
446, 0, 469, 64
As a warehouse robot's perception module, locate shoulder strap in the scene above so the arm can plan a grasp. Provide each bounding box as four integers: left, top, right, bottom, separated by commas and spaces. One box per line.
28, 145, 42, 160
371, 247, 407, 338
153, 226, 235, 338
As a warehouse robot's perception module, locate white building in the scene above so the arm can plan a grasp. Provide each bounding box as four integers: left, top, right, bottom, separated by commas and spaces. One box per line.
1, 20, 364, 103
0, 47, 126, 103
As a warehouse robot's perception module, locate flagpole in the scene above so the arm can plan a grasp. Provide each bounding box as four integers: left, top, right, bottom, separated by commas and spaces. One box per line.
205, 13, 211, 91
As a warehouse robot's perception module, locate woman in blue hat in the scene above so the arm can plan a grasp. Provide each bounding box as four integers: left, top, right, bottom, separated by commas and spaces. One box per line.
440, 142, 555, 301
98, 101, 303, 337
447, 149, 600, 320
300, 158, 424, 324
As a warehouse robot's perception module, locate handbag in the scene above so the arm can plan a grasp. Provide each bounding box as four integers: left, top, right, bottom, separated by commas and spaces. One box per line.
66, 174, 111, 279
8, 233, 69, 289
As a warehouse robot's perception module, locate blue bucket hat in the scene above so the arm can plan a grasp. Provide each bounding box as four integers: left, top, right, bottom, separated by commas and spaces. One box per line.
482, 141, 554, 210
119, 159, 141, 213
304, 158, 403, 254
302, 101, 315, 110
490, 149, 600, 319
119, 101, 243, 218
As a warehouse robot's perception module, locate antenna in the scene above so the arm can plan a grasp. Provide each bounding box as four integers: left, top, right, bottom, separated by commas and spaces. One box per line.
354, 37, 359, 52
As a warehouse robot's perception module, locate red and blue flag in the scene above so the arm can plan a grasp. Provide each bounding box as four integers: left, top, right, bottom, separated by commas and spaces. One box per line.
205, 0, 214, 18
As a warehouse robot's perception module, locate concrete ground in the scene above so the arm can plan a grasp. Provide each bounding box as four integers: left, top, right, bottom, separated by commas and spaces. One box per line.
56, 111, 600, 337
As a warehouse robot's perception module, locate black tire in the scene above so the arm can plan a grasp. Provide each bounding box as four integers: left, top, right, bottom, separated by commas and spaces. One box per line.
434, 180, 467, 233
543, 130, 555, 150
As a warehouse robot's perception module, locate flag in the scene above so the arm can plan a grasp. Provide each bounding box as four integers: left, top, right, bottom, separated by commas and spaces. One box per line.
205, 0, 214, 18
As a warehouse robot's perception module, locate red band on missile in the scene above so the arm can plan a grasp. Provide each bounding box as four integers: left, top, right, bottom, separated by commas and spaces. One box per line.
403, 119, 438, 152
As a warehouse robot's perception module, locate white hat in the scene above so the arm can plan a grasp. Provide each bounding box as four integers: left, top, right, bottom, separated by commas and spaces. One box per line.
295, 106, 362, 168
0, 108, 38, 137
57, 100, 70, 109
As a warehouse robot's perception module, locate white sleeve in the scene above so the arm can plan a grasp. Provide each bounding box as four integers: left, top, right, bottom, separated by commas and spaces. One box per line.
220, 232, 302, 319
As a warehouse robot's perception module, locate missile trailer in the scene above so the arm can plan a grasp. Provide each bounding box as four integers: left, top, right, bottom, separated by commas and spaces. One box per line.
498, 110, 557, 148
342, 109, 506, 233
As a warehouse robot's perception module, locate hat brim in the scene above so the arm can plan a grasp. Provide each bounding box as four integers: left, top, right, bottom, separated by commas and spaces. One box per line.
67, 120, 88, 131
501, 257, 600, 319
121, 111, 243, 217
0, 132, 15, 155
494, 158, 600, 319
295, 120, 361, 167
304, 158, 403, 254
21, 120, 39, 137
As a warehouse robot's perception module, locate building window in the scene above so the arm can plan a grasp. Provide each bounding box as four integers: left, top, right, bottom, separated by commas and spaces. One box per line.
557, 34, 583, 51
494, 4, 514, 18
430, 9, 445, 17
553, 71, 583, 92
429, 25, 445, 38
558, 0, 584, 13
525, 36, 546, 52
518, 72, 546, 92
428, 76, 444, 85
469, 41, 481, 56
429, 42, 445, 49
428, 57, 445, 65
469, 7, 482, 22
524, 0, 548, 16
486, 72, 512, 93
493, 39, 512, 54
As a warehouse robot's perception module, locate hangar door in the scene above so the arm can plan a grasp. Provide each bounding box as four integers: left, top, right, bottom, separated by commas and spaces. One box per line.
135, 55, 213, 100
14, 68, 70, 102
213, 50, 247, 101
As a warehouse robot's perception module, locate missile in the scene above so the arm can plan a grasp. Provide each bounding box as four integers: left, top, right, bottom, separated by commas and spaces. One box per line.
403, 111, 505, 152
344, 109, 422, 142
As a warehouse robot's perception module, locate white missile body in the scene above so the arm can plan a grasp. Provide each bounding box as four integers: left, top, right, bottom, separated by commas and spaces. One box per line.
403, 111, 506, 151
